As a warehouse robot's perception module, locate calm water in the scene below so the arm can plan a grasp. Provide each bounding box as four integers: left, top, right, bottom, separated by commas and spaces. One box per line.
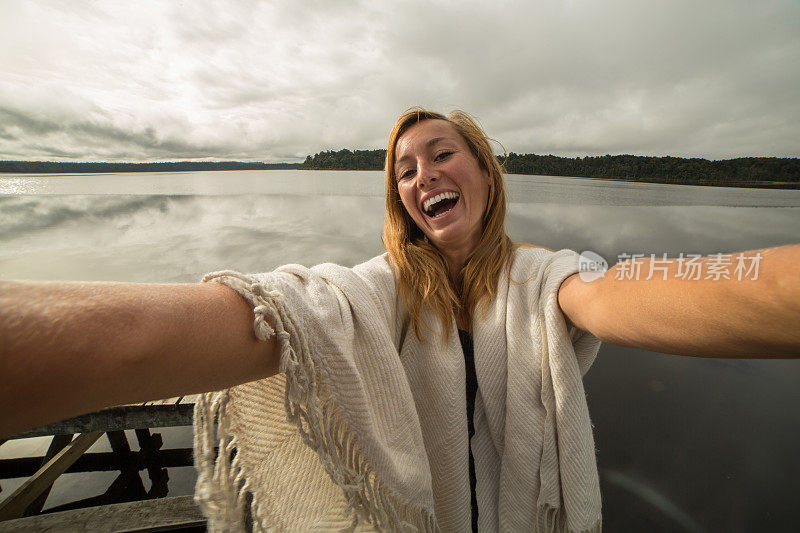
1, 170, 799, 531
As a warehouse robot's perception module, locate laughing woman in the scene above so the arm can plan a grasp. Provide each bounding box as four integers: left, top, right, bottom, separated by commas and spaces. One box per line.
1, 108, 799, 532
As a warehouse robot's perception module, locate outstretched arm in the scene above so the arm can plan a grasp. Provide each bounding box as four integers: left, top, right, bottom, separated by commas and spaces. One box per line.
558, 244, 800, 358
0, 280, 278, 437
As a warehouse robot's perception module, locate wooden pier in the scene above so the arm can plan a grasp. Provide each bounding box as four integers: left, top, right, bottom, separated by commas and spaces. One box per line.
0, 395, 206, 532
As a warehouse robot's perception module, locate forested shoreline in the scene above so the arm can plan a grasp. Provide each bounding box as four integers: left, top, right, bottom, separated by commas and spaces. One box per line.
0, 161, 301, 173
3, 152, 798, 188
301, 149, 800, 188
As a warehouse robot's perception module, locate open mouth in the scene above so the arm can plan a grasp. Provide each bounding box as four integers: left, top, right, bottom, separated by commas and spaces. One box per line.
422, 191, 460, 219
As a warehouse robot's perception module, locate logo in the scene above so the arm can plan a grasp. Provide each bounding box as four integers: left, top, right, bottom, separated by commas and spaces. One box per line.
578, 250, 608, 282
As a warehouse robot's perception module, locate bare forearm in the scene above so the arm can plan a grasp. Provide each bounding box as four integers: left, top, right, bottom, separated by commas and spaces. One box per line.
0, 280, 277, 437
560, 245, 800, 358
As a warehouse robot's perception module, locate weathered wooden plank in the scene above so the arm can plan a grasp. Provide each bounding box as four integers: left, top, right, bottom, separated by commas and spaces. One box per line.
152, 395, 185, 406
8, 402, 195, 440
142, 398, 169, 407
0, 495, 205, 532
147, 395, 183, 406
0, 448, 195, 478
0, 432, 102, 521
180, 394, 200, 405
22, 434, 73, 516
144, 399, 166, 406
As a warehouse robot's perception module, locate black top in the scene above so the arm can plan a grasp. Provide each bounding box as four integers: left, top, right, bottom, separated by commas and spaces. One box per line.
458, 329, 479, 533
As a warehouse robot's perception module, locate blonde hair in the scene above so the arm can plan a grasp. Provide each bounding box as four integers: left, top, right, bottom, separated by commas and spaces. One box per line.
381, 107, 516, 341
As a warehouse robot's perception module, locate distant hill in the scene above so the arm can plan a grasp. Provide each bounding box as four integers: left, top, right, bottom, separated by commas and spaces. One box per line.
0, 161, 302, 173
301, 148, 800, 188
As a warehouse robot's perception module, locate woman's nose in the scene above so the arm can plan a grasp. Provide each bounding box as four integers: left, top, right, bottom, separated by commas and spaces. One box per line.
416, 163, 439, 188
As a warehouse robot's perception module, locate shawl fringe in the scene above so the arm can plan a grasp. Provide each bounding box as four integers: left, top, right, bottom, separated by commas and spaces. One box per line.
194, 271, 438, 532
536, 505, 602, 533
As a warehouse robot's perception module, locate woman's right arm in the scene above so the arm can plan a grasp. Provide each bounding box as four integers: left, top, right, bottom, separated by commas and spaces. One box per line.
0, 280, 279, 438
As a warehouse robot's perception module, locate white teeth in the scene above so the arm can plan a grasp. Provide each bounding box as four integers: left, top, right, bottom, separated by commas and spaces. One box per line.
423, 191, 459, 214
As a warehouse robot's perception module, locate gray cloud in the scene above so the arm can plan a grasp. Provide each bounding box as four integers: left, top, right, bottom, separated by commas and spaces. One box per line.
0, 106, 244, 161
0, 0, 797, 162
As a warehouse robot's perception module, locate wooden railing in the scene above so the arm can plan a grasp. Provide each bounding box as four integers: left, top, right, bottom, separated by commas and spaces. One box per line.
0, 395, 205, 531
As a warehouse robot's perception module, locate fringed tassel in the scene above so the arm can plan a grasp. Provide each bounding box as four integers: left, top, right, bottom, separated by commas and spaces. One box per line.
194, 390, 249, 532
196, 271, 438, 533
536, 505, 602, 533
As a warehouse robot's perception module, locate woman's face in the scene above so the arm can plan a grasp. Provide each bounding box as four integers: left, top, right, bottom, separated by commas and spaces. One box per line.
393, 119, 489, 256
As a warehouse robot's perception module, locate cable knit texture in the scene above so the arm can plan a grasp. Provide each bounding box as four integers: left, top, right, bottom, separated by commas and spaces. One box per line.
194, 247, 602, 532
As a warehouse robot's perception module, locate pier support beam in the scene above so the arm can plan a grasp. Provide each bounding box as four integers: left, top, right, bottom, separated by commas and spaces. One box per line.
0, 432, 102, 521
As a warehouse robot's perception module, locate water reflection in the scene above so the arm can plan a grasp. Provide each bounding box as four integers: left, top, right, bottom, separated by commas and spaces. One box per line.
0, 171, 798, 529
0, 178, 40, 195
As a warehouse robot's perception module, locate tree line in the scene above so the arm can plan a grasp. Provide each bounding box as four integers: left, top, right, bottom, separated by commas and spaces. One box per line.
4, 153, 798, 188
499, 153, 799, 187
0, 161, 302, 173
302, 149, 386, 171
301, 149, 800, 188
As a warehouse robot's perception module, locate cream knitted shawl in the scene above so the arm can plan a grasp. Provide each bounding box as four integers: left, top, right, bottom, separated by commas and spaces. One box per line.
194, 247, 602, 532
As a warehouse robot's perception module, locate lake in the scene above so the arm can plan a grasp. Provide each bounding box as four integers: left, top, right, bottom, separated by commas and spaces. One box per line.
1, 170, 799, 531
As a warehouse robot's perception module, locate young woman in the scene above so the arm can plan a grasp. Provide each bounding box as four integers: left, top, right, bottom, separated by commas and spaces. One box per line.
1, 108, 798, 532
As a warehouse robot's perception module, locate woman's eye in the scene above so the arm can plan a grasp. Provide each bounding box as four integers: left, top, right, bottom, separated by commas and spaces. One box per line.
398, 169, 414, 180
435, 151, 453, 161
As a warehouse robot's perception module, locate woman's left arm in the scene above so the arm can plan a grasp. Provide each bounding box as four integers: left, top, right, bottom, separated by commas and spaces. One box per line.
558, 244, 800, 358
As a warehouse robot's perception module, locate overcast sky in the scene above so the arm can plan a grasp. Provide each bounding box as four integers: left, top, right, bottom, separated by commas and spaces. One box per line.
1, 0, 798, 162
